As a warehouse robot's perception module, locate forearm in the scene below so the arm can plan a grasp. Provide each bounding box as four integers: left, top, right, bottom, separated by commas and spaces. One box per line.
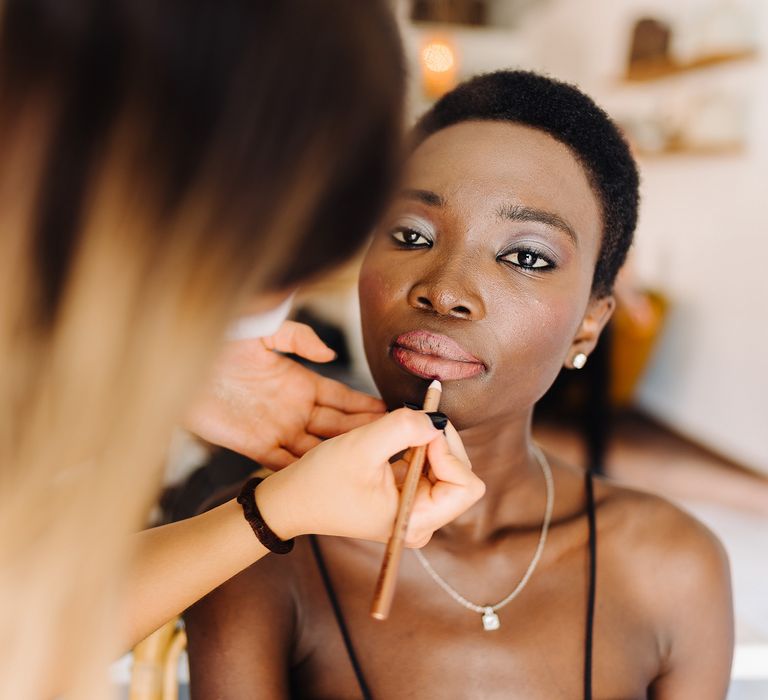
122, 498, 270, 649
121, 408, 477, 650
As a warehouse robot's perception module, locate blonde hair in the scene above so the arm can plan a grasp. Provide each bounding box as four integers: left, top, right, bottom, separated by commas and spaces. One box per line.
0, 1, 404, 696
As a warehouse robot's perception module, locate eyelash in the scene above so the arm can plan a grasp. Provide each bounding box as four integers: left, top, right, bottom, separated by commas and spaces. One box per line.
391, 227, 432, 248
390, 229, 556, 272
498, 246, 556, 271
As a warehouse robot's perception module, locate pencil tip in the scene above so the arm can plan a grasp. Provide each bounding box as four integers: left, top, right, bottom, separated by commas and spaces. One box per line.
429, 379, 442, 391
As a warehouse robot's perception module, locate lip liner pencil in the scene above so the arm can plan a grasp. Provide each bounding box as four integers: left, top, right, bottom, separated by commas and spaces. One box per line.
371, 379, 442, 620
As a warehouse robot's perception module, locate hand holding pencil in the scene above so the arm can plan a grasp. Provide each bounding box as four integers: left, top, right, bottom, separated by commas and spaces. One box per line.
254, 402, 483, 547
371, 382, 484, 620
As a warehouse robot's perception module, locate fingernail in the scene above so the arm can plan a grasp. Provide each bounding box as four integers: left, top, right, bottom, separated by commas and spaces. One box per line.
426, 411, 448, 430
403, 402, 420, 411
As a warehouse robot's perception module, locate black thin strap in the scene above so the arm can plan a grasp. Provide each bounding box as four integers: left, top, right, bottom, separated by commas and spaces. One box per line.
584, 470, 597, 700
308, 535, 373, 700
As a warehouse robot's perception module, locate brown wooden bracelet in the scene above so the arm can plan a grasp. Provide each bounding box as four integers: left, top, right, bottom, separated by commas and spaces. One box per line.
236, 476, 295, 554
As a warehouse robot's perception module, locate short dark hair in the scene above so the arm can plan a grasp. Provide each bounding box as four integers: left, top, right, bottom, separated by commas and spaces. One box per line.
413, 70, 639, 297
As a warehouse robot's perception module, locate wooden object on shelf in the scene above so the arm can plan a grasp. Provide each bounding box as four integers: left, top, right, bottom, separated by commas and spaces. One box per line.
610, 291, 667, 407
411, 0, 486, 26
627, 18, 672, 71
625, 48, 757, 82
634, 142, 746, 158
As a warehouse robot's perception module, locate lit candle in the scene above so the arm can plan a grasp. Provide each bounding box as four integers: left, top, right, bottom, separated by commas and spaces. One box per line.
421, 37, 457, 100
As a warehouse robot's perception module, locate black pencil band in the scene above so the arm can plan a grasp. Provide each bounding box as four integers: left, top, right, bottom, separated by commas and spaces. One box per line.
237, 476, 295, 554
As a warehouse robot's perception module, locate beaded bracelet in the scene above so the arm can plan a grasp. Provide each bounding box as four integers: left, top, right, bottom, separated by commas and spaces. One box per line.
236, 476, 295, 554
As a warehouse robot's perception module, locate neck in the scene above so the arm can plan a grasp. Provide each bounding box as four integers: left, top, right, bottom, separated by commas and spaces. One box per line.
438, 410, 549, 544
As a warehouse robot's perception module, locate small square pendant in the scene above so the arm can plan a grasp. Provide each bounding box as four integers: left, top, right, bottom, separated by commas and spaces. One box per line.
481, 607, 500, 631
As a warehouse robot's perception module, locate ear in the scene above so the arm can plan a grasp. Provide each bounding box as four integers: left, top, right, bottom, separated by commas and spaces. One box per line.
566, 295, 615, 369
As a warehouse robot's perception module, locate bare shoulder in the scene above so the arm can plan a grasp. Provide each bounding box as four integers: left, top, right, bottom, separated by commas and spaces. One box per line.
593, 477, 729, 575
188, 533, 315, 624
184, 538, 320, 696
551, 459, 728, 573
185, 541, 295, 645
592, 477, 733, 663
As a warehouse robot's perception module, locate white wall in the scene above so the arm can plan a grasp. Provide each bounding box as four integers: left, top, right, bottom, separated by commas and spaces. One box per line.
401, 0, 768, 472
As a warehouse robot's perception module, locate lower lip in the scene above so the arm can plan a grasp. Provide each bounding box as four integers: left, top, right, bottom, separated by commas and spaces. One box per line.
391, 346, 485, 382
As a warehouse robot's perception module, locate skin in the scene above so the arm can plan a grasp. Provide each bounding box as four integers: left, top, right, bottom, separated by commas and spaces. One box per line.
123, 319, 482, 652
185, 122, 733, 699
185, 320, 387, 468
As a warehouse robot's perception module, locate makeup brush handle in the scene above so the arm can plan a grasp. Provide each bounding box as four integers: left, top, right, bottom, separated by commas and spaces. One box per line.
371, 383, 441, 620
370, 443, 428, 620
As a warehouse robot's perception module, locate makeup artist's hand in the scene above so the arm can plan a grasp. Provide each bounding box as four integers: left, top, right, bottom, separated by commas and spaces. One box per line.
184, 321, 385, 468
395, 419, 480, 547
255, 409, 485, 545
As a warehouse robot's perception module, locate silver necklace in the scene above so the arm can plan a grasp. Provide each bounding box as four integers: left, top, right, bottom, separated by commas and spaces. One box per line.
413, 444, 554, 632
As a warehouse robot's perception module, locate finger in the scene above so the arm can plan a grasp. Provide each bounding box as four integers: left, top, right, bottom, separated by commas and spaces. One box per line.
403, 438, 484, 543
307, 406, 383, 438
404, 478, 437, 547
260, 446, 301, 470
409, 470, 485, 543
443, 421, 471, 470
422, 472, 485, 527
425, 435, 476, 486
423, 461, 438, 486
262, 321, 336, 363
405, 531, 433, 549
286, 432, 324, 457
315, 375, 386, 414
344, 408, 443, 466
390, 457, 409, 488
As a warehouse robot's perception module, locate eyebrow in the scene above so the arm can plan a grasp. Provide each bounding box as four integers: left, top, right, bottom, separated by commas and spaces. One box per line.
496, 203, 578, 245
399, 188, 445, 207
401, 191, 577, 243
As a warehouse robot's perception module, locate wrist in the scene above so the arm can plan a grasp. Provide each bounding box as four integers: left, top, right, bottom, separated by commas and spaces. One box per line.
253, 472, 303, 541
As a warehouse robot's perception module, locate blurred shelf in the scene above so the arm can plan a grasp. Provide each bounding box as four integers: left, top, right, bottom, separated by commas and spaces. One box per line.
624, 49, 758, 82
634, 142, 746, 158
409, 21, 520, 40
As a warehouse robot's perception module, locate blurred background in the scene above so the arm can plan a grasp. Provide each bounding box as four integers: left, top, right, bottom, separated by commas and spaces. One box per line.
123, 1, 768, 697
291, 1, 768, 697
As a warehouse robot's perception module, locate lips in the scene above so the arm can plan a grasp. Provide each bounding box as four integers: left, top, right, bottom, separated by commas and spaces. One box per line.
391, 330, 485, 382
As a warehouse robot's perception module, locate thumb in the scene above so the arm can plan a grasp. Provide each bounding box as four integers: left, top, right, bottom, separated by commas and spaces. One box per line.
262, 320, 336, 363
345, 408, 443, 466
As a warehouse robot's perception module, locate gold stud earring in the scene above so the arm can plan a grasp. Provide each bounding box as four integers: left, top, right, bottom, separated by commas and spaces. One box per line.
572, 352, 587, 369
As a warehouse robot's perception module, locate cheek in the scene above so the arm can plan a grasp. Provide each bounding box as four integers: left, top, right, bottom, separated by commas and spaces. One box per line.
485, 291, 584, 414
358, 253, 413, 360
514, 295, 578, 355
358, 259, 398, 326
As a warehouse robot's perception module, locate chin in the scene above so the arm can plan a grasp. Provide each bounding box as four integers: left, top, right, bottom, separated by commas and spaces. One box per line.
372, 362, 486, 430
375, 369, 431, 411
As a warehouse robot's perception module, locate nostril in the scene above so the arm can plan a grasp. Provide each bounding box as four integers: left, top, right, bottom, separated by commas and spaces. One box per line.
453, 305, 471, 316
416, 296, 433, 308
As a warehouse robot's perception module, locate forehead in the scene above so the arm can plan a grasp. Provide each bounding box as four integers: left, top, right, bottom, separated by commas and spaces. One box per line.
404, 121, 602, 239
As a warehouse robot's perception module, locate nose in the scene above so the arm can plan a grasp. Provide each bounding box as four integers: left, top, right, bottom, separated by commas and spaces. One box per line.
407, 258, 486, 320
